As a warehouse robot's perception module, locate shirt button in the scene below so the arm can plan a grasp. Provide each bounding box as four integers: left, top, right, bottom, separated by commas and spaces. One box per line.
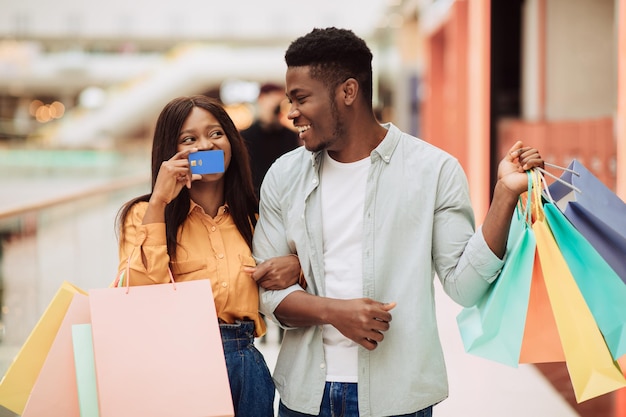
320, 363, 326, 369
383, 155, 390, 162
312, 178, 318, 184
222, 282, 228, 287
217, 253, 224, 259
211, 226, 216, 232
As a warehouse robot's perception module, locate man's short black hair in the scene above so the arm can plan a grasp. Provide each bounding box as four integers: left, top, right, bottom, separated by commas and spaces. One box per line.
285, 27, 374, 108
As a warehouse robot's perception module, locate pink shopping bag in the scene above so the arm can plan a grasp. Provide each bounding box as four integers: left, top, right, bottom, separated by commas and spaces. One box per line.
22, 293, 91, 417
0, 281, 86, 415
88, 278, 233, 417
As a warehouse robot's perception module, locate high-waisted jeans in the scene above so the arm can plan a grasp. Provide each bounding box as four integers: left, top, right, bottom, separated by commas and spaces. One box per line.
220, 320, 275, 417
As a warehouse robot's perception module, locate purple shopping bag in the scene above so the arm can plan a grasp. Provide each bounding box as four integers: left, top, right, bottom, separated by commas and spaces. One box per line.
548, 159, 626, 283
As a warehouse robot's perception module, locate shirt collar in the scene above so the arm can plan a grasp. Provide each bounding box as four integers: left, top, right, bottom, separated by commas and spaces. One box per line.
371, 122, 399, 164
309, 122, 399, 166
189, 200, 229, 216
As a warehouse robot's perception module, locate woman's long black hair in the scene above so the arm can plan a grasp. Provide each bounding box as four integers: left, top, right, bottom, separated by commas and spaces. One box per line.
116, 95, 258, 258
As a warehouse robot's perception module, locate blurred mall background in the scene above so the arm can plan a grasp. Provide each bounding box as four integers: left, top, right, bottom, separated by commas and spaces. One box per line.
0, 0, 625, 416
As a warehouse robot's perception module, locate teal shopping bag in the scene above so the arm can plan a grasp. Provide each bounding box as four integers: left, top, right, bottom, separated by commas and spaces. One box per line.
544, 202, 626, 360
72, 324, 100, 417
456, 198, 536, 367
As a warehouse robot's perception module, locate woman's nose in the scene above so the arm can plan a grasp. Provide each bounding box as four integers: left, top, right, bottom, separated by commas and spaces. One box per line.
198, 137, 215, 150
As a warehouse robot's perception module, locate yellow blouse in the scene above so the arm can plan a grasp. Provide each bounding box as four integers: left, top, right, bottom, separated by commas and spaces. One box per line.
117, 200, 266, 337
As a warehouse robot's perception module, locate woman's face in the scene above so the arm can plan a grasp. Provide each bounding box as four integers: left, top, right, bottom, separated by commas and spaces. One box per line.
177, 106, 232, 182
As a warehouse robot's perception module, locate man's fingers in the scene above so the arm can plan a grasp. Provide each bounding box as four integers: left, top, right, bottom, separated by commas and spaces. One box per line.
507, 141, 523, 157
242, 266, 262, 282
382, 301, 397, 311
372, 301, 396, 323
361, 338, 379, 351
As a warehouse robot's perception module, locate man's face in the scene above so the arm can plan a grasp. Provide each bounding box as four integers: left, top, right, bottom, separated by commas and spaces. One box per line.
285, 66, 345, 153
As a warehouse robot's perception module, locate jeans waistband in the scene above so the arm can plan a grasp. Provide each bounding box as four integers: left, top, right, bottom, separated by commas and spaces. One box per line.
219, 320, 255, 353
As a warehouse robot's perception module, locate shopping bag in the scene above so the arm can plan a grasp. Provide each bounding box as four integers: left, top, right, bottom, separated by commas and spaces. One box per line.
518, 253, 565, 363
516, 170, 565, 364
548, 159, 626, 283
544, 202, 626, 360
88, 278, 234, 417
72, 324, 100, 417
22, 292, 91, 417
456, 193, 536, 366
532, 171, 626, 403
0, 281, 87, 415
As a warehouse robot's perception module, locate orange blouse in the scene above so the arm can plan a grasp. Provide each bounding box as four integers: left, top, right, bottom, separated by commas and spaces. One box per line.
117, 200, 266, 337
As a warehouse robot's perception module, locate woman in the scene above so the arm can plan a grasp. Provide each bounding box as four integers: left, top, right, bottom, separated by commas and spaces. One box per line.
116, 95, 300, 417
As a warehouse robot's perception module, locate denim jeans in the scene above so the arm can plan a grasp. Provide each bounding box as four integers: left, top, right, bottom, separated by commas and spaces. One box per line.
221, 321, 275, 417
278, 381, 433, 417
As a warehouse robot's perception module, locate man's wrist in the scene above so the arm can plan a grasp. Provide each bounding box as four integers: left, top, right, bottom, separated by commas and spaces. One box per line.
493, 180, 521, 207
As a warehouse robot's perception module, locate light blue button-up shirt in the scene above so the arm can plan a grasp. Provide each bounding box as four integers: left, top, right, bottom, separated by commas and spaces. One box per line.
253, 123, 504, 416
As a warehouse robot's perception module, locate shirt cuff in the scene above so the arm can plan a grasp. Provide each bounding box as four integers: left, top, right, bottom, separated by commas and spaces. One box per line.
136, 223, 167, 246
260, 284, 305, 329
468, 225, 506, 283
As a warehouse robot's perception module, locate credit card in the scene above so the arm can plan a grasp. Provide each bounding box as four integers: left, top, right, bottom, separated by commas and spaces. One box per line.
189, 150, 225, 174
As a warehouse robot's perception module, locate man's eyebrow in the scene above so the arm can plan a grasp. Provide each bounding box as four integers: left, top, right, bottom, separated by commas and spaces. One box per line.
287, 88, 305, 98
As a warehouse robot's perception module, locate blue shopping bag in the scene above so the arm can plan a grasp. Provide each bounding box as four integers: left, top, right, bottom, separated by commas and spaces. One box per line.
548, 160, 626, 283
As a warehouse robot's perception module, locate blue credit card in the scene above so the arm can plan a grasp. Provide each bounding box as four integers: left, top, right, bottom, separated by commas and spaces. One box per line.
188, 150, 225, 174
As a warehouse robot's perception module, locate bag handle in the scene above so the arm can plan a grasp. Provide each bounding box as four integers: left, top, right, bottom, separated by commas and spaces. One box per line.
516, 171, 534, 227
537, 162, 582, 194
531, 169, 545, 223
115, 248, 176, 293
530, 167, 560, 218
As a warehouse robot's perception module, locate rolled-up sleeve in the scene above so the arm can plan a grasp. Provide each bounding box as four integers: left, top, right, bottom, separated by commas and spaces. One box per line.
430, 160, 505, 307
254, 157, 306, 325
117, 202, 172, 286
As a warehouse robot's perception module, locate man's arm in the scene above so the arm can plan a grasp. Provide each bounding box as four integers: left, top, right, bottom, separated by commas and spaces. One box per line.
275, 291, 396, 351
482, 141, 543, 258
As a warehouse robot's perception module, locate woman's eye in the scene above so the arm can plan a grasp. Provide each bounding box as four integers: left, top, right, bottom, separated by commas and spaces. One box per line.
210, 130, 224, 138
180, 136, 195, 144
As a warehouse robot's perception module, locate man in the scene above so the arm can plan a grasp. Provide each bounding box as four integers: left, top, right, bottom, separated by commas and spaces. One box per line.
240, 82, 301, 199
251, 27, 543, 417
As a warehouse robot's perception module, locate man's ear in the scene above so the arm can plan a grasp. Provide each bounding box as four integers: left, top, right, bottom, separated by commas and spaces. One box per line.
341, 78, 359, 105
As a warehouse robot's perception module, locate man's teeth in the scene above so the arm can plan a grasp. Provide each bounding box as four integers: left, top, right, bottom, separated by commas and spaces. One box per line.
297, 125, 311, 133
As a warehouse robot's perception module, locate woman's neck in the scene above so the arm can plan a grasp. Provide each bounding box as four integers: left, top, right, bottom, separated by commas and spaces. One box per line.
188, 182, 225, 217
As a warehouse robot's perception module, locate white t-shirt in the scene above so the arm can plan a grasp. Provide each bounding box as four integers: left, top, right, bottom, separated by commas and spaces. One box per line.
320, 150, 369, 382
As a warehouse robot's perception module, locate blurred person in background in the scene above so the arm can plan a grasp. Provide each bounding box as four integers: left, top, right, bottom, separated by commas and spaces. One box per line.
240, 83, 301, 199
116, 95, 302, 417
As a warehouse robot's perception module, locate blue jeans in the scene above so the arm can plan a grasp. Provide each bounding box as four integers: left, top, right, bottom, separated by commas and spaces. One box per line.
221, 321, 275, 417
278, 381, 433, 417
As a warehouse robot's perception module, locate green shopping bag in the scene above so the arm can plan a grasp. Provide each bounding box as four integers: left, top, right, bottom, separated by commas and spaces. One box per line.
456, 176, 536, 367
72, 324, 100, 417
544, 197, 626, 361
